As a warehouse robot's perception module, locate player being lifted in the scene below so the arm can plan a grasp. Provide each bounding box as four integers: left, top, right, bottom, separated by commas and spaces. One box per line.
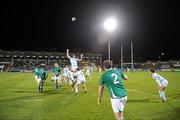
66, 49, 83, 72
74, 67, 87, 95
98, 60, 128, 120
33, 65, 48, 93
52, 63, 62, 91
150, 68, 168, 102
66, 49, 84, 94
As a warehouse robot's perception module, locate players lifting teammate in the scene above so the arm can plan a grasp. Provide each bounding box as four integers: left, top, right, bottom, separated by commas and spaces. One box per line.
66, 49, 87, 94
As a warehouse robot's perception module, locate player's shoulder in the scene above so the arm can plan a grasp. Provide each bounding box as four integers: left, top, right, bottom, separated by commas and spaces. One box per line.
109, 68, 121, 74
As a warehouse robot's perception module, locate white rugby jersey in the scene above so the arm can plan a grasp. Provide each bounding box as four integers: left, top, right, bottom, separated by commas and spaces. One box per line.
75, 70, 86, 81
63, 67, 69, 75
70, 58, 79, 70
152, 73, 168, 86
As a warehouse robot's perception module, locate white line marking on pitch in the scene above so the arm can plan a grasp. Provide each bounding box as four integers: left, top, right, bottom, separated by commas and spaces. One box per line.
24, 99, 43, 102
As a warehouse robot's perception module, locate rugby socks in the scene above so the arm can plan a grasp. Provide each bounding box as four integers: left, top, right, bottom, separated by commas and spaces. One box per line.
159, 90, 162, 98
75, 85, 78, 94
159, 90, 167, 101
161, 91, 166, 101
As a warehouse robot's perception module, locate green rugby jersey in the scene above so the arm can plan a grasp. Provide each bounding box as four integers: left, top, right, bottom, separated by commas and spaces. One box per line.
33, 68, 47, 80
52, 66, 61, 76
33, 67, 41, 76
99, 68, 127, 98
39, 69, 48, 80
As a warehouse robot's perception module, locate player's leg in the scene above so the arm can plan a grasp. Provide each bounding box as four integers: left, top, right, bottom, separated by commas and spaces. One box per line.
35, 76, 39, 85
39, 79, 44, 93
111, 98, 122, 120
89, 74, 91, 80
160, 87, 167, 102
75, 82, 79, 95
121, 96, 127, 120
158, 90, 163, 99
86, 74, 88, 79
82, 82, 87, 93
56, 76, 61, 91
111, 97, 127, 120
160, 82, 168, 102
69, 80, 74, 90
59, 76, 63, 89
114, 112, 122, 120
53, 76, 58, 91
63, 75, 68, 85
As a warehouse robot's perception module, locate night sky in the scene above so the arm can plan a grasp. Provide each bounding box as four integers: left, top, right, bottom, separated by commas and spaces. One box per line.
1, 0, 179, 62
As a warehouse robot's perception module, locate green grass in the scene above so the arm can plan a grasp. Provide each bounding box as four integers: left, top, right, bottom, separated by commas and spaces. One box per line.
0, 71, 180, 120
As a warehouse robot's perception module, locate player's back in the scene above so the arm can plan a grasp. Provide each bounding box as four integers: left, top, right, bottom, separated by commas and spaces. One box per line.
152, 73, 167, 82
152, 73, 168, 84
100, 68, 127, 98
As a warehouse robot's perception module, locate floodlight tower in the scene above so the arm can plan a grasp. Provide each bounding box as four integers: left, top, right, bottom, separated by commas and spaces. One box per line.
103, 18, 117, 61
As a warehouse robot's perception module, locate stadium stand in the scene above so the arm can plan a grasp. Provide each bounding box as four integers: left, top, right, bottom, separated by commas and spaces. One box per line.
0, 49, 102, 72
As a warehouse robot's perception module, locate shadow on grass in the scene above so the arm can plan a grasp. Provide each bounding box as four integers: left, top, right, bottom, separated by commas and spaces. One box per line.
127, 98, 158, 103
0, 95, 39, 103
151, 106, 180, 120
168, 93, 180, 99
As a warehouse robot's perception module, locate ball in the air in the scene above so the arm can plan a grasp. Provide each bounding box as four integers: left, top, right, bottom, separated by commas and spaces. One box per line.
72, 17, 76, 21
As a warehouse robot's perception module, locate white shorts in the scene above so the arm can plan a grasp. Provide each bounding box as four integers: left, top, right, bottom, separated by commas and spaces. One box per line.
35, 76, 41, 82
69, 79, 75, 85
86, 72, 90, 76
76, 79, 86, 85
35, 76, 43, 84
111, 96, 127, 113
63, 73, 68, 78
161, 81, 168, 88
53, 75, 61, 82
71, 67, 77, 72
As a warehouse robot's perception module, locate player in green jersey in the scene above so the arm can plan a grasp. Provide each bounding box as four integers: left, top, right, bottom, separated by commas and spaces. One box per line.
52, 63, 62, 91
98, 60, 128, 120
33, 65, 48, 93
33, 65, 41, 84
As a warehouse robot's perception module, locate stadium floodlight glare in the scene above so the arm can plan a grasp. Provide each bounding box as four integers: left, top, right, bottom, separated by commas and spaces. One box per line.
103, 17, 117, 61
103, 18, 117, 32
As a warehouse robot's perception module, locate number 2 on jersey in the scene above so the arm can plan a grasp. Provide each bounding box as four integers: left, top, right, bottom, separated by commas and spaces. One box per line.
111, 73, 119, 84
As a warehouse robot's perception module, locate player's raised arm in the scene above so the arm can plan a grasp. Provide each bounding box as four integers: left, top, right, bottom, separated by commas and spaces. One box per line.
66, 49, 71, 59
79, 54, 83, 61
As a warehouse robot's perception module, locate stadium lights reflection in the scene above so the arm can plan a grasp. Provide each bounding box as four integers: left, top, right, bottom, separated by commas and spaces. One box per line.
104, 18, 117, 32
103, 17, 117, 60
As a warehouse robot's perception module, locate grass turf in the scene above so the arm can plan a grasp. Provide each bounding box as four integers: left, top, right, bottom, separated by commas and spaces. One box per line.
0, 71, 180, 120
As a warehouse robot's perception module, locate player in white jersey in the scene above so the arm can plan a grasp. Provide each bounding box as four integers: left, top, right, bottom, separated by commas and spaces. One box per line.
62, 65, 69, 84
85, 66, 92, 80
66, 49, 83, 72
67, 69, 76, 90
74, 68, 87, 95
150, 68, 168, 102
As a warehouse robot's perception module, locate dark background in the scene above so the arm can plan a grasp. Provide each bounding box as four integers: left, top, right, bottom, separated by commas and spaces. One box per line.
1, 0, 179, 62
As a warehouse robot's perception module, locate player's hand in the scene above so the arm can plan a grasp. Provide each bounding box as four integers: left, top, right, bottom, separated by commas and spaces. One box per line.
80, 54, 83, 57
67, 49, 69, 52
